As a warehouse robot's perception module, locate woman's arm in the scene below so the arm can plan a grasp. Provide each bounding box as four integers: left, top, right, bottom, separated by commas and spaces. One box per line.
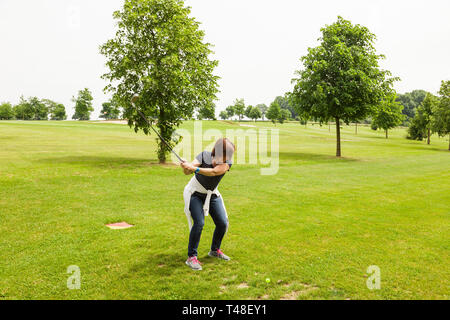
181, 159, 201, 175
182, 162, 229, 177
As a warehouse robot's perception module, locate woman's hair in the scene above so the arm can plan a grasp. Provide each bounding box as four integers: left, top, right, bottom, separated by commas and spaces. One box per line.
211, 138, 235, 161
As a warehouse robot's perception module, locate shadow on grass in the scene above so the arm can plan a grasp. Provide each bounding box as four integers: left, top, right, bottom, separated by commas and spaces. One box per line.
127, 252, 225, 277
279, 152, 360, 163
128, 253, 187, 276
36, 156, 178, 169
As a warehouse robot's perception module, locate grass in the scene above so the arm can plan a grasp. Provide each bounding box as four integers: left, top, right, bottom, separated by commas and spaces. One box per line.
0, 120, 449, 300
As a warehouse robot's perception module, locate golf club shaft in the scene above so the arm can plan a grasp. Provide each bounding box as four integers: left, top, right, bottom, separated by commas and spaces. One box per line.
131, 99, 185, 163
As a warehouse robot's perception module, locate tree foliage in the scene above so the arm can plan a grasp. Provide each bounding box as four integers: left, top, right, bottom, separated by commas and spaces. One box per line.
249, 106, 262, 122
432, 80, 450, 150
225, 105, 235, 119
396, 89, 427, 121
372, 94, 405, 138
100, 0, 219, 163
100, 100, 121, 120
13, 97, 49, 120
0, 102, 14, 120
233, 98, 245, 122
43, 99, 67, 121
197, 103, 216, 120
267, 101, 281, 125
256, 104, 268, 121
219, 111, 228, 120
72, 88, 94, 121
291, 16, 398, 156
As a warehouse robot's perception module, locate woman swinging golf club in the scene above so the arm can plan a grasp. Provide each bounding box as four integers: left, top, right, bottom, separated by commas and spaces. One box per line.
181, 138, 236, 271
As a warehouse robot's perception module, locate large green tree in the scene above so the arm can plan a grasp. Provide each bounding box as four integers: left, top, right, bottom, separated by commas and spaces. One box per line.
100, 0, 219, 163
72, 88, 94, 121
291, 16, 398, 156
0, 102, 14, 120
432, 80, 450, 151
372, 94, 405, 139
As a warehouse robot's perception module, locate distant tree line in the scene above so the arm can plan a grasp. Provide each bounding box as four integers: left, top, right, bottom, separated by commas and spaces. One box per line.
0, 97, 67, 120
0, 88, 125, 121
217, 96, 296, 124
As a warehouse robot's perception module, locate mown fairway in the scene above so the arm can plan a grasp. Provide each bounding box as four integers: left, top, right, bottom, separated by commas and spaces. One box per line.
0, 120, 449, 300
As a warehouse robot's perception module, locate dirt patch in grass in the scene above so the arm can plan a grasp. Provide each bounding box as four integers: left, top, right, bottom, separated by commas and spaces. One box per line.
237, 283, 249, 289
280, 283, 319, 300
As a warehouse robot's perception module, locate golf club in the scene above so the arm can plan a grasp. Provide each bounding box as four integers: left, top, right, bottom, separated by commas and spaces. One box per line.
131, 94, 185, 163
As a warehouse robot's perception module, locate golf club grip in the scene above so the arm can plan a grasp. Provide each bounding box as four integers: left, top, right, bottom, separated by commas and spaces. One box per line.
132, 102, 184, 163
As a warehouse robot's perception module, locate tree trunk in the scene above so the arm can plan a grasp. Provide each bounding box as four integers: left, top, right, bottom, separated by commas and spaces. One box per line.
158, 109, 167, 164
386, 129, 388, 139
336, 117, 341, 157
329, 122, 331, 132
355, 122, 358, 135
427, 128, 431, 145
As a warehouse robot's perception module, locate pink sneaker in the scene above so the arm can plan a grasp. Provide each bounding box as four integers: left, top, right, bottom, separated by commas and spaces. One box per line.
185, 256, 203, 271
208, 249, 231, 261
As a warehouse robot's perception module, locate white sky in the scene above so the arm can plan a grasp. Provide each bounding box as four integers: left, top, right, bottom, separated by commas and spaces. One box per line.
1, 0, 449, 119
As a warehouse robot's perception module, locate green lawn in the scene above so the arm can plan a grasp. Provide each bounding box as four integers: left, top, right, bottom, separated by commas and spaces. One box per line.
0, 120, 449, 300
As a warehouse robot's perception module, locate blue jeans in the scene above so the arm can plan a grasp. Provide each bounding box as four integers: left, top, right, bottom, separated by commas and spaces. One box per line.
188, 192, 228, 257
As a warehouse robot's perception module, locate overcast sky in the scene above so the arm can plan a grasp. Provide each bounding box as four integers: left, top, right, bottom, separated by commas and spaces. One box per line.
1, 0, 449, 119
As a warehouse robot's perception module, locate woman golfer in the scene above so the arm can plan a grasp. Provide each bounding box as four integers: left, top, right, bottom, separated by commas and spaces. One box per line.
181, 138, 235, 271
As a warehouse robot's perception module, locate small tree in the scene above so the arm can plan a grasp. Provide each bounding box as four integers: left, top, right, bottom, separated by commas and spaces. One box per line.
29, 97, 49, 120
100, 100, 121, 120
13, 98, 30, 120
291, 16, 398, 157
43, 99, 67, 121
279, 109, 291, 124
432, 80, 450, 151
52, 104, 67, 121
372, 95, 405, 139
219, 111, 228, 120
420, 93, 439, 145
72, 88, 94, 121
244, 105, 253, 119
0, 102, 14, 120
267, 101, 281, 125
198, 103, 216, 120
233, 98, 245, 122
249, 106, 262, 122
407, 108, 428, 141
257, 104, 268, 121
226, 105, 235, 120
